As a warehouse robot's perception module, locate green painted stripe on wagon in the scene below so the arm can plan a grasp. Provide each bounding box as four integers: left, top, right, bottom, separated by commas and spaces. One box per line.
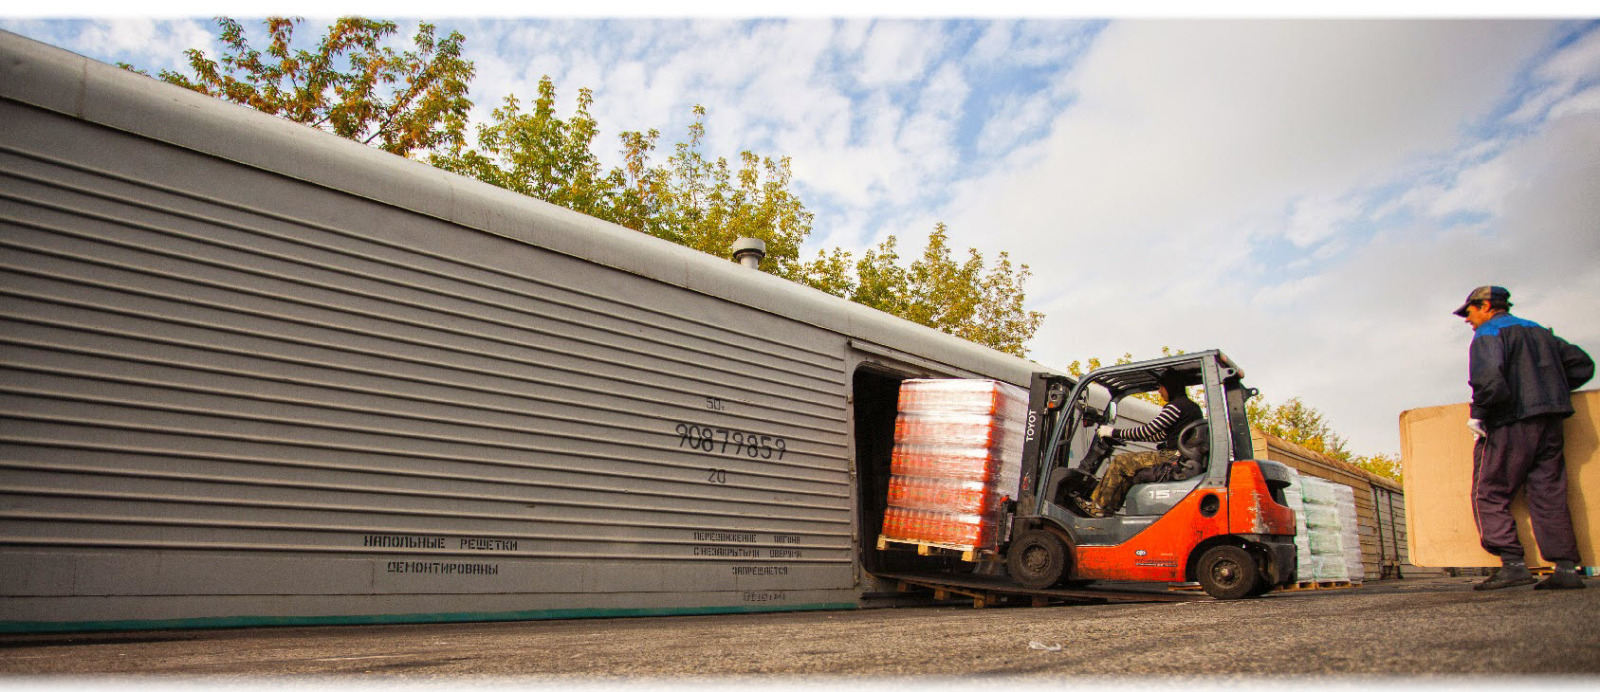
0, 602, 861, 634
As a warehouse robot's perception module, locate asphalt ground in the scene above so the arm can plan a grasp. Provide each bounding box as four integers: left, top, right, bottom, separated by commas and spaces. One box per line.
1, 575, 1597, 685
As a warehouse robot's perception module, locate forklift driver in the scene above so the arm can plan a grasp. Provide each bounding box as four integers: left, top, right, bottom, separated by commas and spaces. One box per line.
1073, 372, 1204, 518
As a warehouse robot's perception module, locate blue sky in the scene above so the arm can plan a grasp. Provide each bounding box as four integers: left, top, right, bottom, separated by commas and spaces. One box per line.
4, 9, 1598, 460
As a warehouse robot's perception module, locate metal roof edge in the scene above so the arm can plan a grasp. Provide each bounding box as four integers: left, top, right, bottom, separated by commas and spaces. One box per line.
0, 30, 1052, 384
1254, 428, 1402, 491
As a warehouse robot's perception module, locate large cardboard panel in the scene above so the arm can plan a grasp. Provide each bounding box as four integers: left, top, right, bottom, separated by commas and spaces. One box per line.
1401, 390, 1599, 568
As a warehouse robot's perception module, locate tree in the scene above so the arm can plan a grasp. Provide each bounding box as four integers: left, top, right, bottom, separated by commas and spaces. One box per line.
644, 106, 815, 278
438, 81, 1043, 356
150, 17, 474, 158
797, 227, 1044, 357
1064, 347, 1184, 404
1249, 396, 1401, 481
429, 78, 611, 218
137, 19, 1043, 357
1247, 396, 1350, 460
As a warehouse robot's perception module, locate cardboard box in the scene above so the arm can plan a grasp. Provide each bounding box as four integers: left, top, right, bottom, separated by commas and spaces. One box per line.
1401, 390, 1599, 568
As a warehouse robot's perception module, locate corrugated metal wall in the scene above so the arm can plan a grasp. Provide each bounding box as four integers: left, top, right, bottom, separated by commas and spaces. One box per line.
0, 97, 863, 629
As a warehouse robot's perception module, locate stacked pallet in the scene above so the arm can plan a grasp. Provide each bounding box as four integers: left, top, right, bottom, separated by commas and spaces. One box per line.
879, 379, 1026, 555
1332, 483, 1365, 582
1282, 467, 1316, 581
1299, 476, 1365, 584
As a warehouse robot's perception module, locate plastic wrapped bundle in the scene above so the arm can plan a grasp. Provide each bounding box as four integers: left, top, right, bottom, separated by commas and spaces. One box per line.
1301, 477, 1338, 505
1301, 477, 1349, 580
881, 507, 993, 548
1311, 553, 1348, 581
1333, 483, 1365, 583
880, 379, 1028, 552
895, 378, 1030, 419
1303, 505, 1341, 529
1282, 467, 1314, 581
1309, 530, 1345, 554
886, 476, 996, 515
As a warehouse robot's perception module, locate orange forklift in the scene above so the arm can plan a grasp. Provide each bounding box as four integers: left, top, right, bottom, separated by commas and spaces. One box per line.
1002, 350, 1299, 599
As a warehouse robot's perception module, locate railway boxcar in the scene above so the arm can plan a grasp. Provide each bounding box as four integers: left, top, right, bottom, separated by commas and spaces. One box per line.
0, 31, 1065, 632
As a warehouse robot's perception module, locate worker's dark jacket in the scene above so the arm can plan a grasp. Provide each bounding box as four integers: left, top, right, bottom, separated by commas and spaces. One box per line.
1468, 313, 1594, 428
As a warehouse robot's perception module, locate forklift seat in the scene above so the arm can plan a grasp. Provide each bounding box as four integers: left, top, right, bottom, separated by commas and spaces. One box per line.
1121, 420, 1210, 516
1121, 474, 1207, 516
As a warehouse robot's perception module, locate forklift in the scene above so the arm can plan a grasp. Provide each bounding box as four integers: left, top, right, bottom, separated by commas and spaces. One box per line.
1002, 350, 1299, 599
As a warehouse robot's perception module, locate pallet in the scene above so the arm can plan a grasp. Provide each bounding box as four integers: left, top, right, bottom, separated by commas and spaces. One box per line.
1280, 579, 1361, 591
876, 535, 995, 563
1170, 579, 1363, 593
895, 578, 1006, 608
886, 572, 1208, 610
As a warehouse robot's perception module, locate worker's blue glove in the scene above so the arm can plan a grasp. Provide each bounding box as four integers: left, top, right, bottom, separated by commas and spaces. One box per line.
1467, 418, 1486, 439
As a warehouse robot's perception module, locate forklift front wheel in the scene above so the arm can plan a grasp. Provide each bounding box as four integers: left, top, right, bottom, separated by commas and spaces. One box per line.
1008, 529, 1069, 589
1196, 544, 1261, 600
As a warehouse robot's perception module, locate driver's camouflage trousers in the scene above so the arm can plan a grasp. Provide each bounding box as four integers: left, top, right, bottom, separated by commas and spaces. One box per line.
1085, 449, 1183, 517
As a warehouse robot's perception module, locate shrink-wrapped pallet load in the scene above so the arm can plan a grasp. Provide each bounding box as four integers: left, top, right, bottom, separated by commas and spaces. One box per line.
1333, 483, 1365, 583
879, 379, 1027, 553
1301, 476, 1349, 581
1282, 467, 1315, 581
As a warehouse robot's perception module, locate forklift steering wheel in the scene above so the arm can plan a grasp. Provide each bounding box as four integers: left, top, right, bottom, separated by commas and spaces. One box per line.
1175, 420, 1209, 462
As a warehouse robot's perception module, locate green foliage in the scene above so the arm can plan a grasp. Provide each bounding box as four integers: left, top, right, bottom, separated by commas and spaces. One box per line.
429, 78, 610, 217
1352, 453, 1402, 480
146, 17, 474, 158
137, 17, 1042, 357
441, 77, 1041, 356
797, 226, 1044, 357
1249, 396, 1401, 481
1066, 347, 1184, 404
643, 106, 815, 278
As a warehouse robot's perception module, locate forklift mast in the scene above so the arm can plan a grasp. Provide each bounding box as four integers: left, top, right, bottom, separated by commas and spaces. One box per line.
1016, 372, 1071, 518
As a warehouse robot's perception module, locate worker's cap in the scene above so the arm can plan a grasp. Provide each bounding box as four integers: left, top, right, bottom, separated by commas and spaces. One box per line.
1452, 285, 1510, 317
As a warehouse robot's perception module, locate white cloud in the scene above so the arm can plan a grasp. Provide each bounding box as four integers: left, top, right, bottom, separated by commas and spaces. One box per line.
855, 21, 945, 88
1284, 195, 1362, 248
938, 19, 1570, 456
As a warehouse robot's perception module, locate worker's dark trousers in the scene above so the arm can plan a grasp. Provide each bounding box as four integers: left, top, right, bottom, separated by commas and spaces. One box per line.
1472, 415, 1579, 563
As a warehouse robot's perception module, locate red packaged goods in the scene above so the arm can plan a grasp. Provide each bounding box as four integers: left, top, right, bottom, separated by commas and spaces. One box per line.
893, 414, 1011, 448
879, 378, 1027, 553
896, 378, 1029, 420
891, 445, 1010, 482
886, 476, 993, 514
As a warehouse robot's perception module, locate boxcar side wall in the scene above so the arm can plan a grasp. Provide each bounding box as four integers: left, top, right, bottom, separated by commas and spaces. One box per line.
0, 33, 1045, 632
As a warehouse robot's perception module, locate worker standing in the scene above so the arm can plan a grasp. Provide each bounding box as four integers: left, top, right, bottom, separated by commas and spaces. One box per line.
1456, 285, 1594, 591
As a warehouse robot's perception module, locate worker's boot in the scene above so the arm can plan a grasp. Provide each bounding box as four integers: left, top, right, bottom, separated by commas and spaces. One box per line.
1073, 496, 1111, 519
1534, 561, 1586, 591
1473, 559, 1535, 591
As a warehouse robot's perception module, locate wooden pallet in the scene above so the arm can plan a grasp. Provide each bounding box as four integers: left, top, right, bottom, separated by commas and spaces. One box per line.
1280, 579, 1361, 591
1170, 579, 1364, 593
876, 535, 995, 562
894, 578, 1006, 608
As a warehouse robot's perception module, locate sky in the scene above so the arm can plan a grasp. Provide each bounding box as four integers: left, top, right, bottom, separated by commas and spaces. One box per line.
3, 6, 1598, 461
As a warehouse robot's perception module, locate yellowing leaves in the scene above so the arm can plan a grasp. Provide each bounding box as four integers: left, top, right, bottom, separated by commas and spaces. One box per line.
154, 17, 473, 158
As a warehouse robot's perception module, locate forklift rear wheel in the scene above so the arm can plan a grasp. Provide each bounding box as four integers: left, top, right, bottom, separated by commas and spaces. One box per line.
1196, 544, 1261, 600
1008, 529, 1069, 589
